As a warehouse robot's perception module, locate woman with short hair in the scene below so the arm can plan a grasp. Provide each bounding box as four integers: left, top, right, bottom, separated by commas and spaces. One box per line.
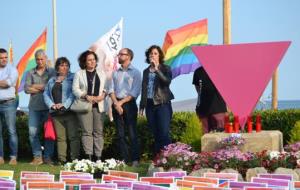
43, 57, 80, 164
72, 50, 108, 161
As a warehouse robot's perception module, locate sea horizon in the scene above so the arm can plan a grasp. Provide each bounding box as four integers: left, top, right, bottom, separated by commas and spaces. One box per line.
171, 99, 300, 112
18, 99, 300, 113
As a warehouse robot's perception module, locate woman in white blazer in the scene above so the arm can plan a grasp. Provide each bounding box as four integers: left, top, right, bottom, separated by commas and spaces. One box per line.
72, 50, 108, 161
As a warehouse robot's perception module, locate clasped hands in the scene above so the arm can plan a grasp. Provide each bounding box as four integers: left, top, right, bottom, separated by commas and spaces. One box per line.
85, 94, 105, 104
113, 101, 123, 115
51, 103, 64, 110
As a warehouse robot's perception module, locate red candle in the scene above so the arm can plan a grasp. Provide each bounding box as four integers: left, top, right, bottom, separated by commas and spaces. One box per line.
256, 123, 261, 132
247, 116, 253, 133
256, 114, 262, 132
224, 115, 230, 123
256, 114, 261, 123
228, 123, 233, 133
224, 115, 230, 133
233, 116, 239, 133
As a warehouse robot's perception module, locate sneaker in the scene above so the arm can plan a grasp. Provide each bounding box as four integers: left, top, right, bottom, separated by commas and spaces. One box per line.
8, 158, 17, 165
30, 156, 43, 165
0, 157, 4, 165
43, 158, 54, 165
132, 160, 139, 167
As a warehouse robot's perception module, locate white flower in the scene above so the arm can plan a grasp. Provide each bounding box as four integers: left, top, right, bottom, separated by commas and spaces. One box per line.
269, 151, 280, 159
231, 133, 241, 138
294, 151, 300, 159
63, 163, 73, 171
105, 158, 117, 169
63, 158, 125, 174
95, 160, 105, 170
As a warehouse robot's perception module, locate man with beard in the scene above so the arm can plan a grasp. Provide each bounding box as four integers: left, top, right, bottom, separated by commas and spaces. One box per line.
109, 48, 141, 167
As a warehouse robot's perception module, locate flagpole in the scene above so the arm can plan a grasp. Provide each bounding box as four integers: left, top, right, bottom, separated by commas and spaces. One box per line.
272, 69, 278, 109
223, 0, 231, 113
223, 0, 231, 45
9, 39, 13, 64
52, 0, 58, 62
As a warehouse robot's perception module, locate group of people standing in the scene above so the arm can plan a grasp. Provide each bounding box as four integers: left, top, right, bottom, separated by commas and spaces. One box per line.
0, 45, 177, 166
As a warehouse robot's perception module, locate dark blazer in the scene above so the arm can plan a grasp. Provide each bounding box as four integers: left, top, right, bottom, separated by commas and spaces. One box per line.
140, 64, 174, 109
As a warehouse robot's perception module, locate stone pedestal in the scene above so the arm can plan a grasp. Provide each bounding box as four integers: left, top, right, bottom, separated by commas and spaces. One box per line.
201, 130, 283, 152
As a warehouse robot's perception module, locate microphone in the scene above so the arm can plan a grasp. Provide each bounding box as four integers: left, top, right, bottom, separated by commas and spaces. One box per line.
150, 58, 154, 65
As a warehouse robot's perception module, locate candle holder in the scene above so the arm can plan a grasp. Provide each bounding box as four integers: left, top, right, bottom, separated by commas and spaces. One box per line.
256, 114, 262, 132
224, 115, 230, 133
233, 115, 240, 133
247, 116, 253, 133
228, 123, 233, 133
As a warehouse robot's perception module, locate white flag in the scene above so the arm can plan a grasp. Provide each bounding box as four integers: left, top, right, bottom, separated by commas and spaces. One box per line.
90, 18, 123, 79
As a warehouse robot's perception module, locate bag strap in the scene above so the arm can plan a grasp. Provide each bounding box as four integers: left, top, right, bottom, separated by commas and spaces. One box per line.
92, 74, 96, 95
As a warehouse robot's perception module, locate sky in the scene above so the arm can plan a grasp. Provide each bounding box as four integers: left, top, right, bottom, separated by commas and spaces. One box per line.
1, 0, 299, 107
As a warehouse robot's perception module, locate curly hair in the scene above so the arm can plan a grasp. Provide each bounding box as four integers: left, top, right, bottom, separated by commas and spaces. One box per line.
78, 50, 98, 69
145, 45, 165, 64
55, 57, 70, 71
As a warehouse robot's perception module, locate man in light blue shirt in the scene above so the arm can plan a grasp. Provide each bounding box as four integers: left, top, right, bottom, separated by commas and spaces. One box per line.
109, 48, 141, 166
0, 48, 18, 165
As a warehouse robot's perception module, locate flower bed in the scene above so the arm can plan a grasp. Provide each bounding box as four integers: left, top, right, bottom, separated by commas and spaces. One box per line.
154, 139, 300, 177
63, 158, 126, 174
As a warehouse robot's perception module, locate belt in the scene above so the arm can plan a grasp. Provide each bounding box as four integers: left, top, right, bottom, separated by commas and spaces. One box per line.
0, 98, 15, 104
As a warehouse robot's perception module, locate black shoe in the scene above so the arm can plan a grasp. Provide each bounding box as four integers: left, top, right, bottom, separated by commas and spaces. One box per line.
94, 156, 101, 161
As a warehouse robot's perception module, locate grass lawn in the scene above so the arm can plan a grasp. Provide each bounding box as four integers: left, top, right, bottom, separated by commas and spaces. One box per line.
0, 160, 150, 189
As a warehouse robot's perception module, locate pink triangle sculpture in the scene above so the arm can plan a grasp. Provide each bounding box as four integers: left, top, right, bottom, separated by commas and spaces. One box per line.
192, 41, 291, 127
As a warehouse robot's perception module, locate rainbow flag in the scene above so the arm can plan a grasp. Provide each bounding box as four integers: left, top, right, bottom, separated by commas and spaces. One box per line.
163, 19, 208, 79
16, 28, 47, 92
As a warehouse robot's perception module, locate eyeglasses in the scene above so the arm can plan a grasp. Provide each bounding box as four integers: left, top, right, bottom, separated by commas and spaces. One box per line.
118, 53, 129, 56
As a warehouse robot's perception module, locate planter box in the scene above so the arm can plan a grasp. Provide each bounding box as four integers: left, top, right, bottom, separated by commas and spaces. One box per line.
201, 130, 283, 152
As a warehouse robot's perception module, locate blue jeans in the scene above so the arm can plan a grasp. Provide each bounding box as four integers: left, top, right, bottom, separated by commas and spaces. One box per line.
146, 99, 172, 155
112, 99, 140, 163
0, 99, 18, 158
28, 109, 54, 159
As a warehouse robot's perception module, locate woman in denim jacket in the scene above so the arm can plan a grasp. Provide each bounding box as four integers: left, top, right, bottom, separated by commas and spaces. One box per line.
43, 57, 80, 164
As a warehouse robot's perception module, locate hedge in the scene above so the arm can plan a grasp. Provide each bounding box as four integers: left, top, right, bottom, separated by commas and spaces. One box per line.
2, 109, 300, 160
